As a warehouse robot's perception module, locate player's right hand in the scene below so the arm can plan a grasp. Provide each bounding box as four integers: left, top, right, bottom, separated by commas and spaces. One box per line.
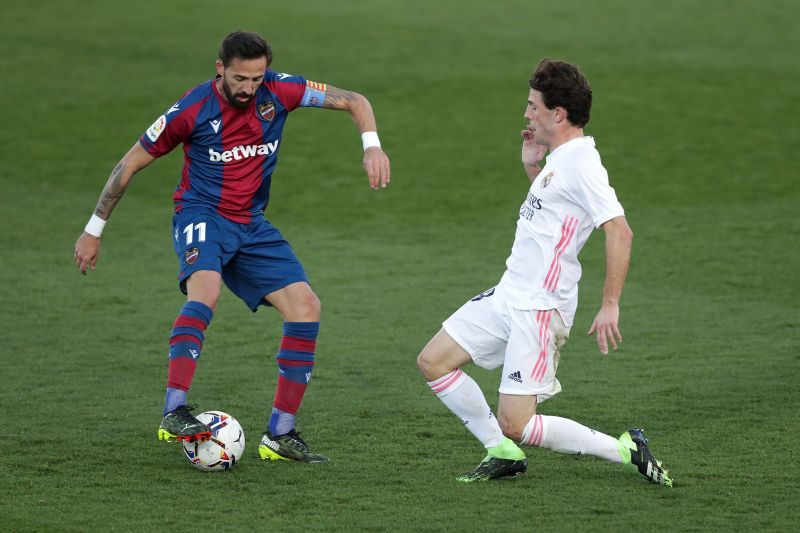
74, 233, 101, 275
521, 127, 547, 168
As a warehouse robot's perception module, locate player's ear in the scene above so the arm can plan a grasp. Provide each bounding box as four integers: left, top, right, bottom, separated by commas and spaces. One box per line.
215, 59, 224, 77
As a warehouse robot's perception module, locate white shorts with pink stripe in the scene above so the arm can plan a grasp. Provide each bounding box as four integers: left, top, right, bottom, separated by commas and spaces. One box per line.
442, 283, 570, 400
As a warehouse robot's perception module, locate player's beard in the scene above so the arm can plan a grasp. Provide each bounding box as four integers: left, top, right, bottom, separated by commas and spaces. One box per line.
221, 79, 253, 109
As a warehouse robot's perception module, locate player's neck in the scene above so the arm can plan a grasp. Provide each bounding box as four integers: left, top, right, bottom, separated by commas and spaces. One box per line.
214, 77, 229, 104
548, 128, 585, 152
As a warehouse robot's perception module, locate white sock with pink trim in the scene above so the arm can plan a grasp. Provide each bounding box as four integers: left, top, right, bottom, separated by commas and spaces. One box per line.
427, 369, 504, 448
521, 415, 622, 463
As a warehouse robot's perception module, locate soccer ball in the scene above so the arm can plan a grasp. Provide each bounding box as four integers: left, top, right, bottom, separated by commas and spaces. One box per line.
182, 411, 245, 471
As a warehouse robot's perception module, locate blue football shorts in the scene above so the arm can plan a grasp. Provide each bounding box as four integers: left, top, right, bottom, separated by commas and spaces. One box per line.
172, 207, 308, 311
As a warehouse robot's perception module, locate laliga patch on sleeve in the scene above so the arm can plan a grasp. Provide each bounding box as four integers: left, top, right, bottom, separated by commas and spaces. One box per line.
146, 115, 167, 142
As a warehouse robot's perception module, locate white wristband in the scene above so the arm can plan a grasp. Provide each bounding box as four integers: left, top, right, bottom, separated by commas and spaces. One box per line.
361, 131, 381, 151
84, 214, 107, 238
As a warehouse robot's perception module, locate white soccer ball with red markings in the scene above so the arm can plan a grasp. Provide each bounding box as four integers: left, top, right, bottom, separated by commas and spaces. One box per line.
182, 411, 245, 471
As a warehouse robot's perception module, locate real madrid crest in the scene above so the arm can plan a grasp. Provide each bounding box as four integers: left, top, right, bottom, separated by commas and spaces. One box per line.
257, 100, 275, 122
540, 171, 554, 188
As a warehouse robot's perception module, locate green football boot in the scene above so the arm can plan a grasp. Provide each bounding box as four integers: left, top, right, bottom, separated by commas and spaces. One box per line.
618, 428, 673, 487
456, 437, 528, 482
258, 430, 330, 463
157, 404, 212, 443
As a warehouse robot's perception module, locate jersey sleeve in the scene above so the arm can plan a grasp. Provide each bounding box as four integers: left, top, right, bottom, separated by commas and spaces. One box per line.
262, 70, 330, 110
138, 90, 196, 158
262, 70, 308, 112
563, 161, 625, 228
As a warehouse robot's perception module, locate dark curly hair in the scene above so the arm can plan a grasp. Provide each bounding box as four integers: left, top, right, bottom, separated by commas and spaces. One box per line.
529, 59, 592, 127
219, 31, 272, 67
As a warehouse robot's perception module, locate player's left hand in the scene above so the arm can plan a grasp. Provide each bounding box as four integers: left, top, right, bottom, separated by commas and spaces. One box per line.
74, 232, 101, 275
587, 303, 622, 356
363, 146, 390, 189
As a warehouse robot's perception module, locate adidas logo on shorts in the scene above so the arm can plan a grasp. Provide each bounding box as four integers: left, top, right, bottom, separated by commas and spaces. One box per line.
507, 370, 523, 383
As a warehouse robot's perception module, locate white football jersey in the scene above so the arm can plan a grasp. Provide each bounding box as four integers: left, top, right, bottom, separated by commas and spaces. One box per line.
498, 136, 624, 327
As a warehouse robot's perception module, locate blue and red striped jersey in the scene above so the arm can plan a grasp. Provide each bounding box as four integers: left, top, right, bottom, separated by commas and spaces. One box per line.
139, 70, 326, 223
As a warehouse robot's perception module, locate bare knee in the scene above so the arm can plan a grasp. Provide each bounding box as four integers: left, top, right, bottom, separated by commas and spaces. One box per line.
497, 412, 527, 443
417, 348, 448, 381
296, 290, 321, 322
268, 283, 321, 322
186, 270, 222, 311
417, 329, 472, 382
497, 394, 538, 443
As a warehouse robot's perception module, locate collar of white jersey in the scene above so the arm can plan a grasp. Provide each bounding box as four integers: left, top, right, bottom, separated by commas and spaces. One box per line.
546, 136, 595, 163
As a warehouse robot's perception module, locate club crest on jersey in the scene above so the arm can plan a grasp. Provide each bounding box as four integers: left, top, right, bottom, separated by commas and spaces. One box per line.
540, 171, 554, 188
257, 101, 275, 122
184, 247, 200, 265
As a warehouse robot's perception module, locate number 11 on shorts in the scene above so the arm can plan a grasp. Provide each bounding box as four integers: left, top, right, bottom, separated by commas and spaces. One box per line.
182, 222, 206, 245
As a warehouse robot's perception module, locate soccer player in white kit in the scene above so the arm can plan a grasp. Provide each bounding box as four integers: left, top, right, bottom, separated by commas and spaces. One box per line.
417, 59, 672, 486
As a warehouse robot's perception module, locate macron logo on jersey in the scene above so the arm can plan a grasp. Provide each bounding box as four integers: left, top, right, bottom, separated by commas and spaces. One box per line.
208, 140, 280, 162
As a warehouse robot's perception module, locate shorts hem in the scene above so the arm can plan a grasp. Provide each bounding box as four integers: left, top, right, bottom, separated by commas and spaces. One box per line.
249, 277, 310, 312
498, 385, 553, 396
442, 321, 479, 361
178, 266, 223, 294
498, 382, 561, 403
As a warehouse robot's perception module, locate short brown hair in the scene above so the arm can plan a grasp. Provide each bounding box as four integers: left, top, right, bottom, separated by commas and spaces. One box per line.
219, 31, 272, 67
529, 59, 592, 127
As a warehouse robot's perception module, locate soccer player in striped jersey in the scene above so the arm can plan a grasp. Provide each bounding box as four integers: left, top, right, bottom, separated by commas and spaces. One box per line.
74, 31, 390, 463
417, 59, 672, 486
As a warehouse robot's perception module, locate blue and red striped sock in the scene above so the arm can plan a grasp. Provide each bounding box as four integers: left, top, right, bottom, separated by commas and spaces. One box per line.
163, 301, 213, 415
269, 321, 318, 435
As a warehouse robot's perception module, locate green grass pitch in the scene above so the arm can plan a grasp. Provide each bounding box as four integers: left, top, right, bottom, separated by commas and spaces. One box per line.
1, 0, 798, 530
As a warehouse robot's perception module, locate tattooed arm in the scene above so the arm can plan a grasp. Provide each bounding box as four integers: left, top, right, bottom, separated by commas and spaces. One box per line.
322, 86, 390, 189
74, 143, 155, 274
322, 86, 379, 133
